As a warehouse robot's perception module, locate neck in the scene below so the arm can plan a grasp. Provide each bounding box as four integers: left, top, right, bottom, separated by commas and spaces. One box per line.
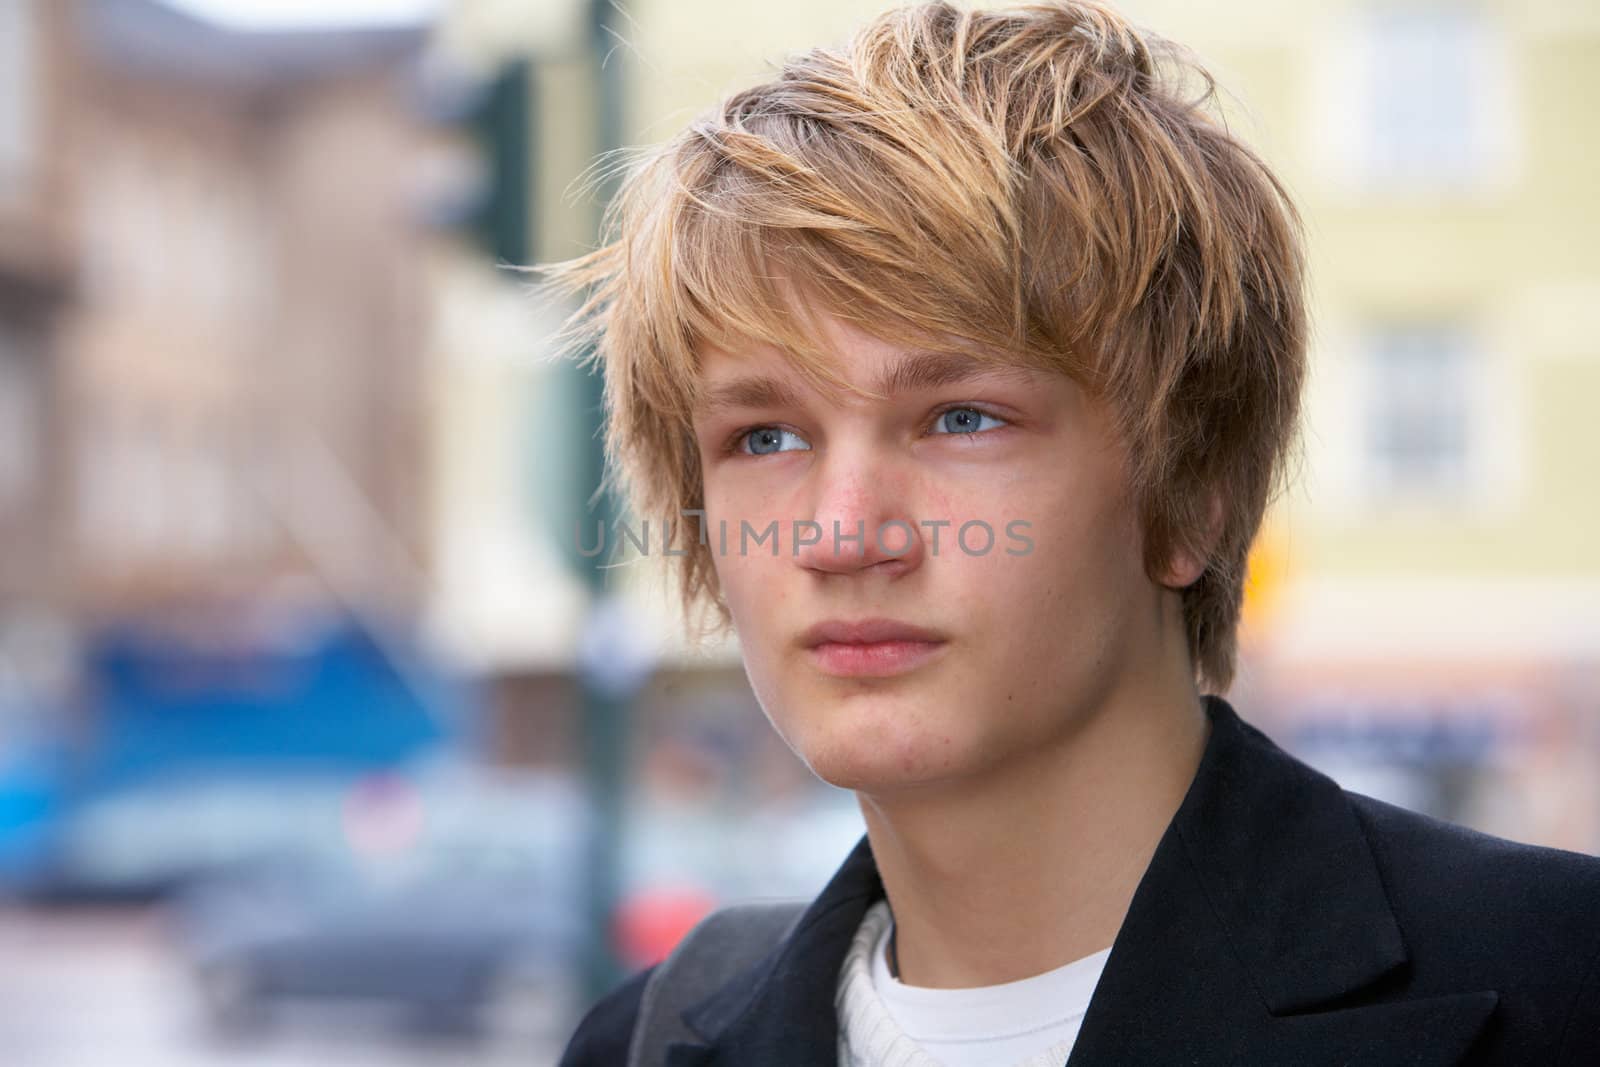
858, 675, 1211, 990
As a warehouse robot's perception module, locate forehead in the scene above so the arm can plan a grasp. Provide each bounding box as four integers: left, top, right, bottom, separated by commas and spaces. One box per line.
691, 320, 1059, 418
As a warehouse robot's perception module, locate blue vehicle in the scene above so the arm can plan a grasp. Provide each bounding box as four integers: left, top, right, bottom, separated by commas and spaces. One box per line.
0, 608, 475, 900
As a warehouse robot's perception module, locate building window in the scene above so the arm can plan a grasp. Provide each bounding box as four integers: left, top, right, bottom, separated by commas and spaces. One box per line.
1314, 4, 1514, 193
1361, 321, 1479, 498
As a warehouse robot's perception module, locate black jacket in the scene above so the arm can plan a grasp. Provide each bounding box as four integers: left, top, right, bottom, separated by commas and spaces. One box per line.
559, 694, 1600, 1065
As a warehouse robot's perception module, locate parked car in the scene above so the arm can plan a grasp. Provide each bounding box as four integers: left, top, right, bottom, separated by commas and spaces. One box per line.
14, 772, 356, 903
166, 763, 866, 1040
166, 767, 590, 1041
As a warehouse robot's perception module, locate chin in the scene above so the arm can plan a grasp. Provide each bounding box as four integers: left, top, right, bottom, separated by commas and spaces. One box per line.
785, 703, 980, 794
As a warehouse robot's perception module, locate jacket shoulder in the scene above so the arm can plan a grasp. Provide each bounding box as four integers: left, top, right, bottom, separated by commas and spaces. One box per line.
1345, 789, 1600, 980
557, 964, 656, 1067
1343, 791, 1600, 1066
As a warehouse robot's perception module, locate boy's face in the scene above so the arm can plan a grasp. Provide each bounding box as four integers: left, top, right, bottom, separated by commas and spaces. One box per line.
690, 308, 1185, 794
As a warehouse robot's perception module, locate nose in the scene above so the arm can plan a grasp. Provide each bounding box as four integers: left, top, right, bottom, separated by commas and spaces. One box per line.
794, 449, 925, 578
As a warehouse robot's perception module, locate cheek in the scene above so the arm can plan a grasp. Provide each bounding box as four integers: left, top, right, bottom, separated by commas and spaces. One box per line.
702, 476, 787, 556
703, 515, 791, 645
721, 557, 787, 636
966, 479, 1140, 668
703, 472, 805, 597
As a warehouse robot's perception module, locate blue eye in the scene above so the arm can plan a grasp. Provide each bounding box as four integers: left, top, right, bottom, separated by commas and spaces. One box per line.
931, 407, 1007, 435
738, 427, 812, 456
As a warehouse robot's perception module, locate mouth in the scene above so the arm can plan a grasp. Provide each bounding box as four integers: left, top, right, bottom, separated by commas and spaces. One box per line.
799, 618, 949, 679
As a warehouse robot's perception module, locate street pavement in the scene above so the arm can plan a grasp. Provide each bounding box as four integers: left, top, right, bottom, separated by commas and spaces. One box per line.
0, 904, 569, 1067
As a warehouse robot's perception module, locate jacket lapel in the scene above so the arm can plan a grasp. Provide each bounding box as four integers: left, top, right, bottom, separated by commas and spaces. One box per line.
1225, 991, 1500, 1066
1063, 695, 1498, 1065
665, 695, 1500, 1067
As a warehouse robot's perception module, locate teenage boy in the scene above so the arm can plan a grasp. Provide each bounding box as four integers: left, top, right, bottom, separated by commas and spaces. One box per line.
546, 2, 1600, 1064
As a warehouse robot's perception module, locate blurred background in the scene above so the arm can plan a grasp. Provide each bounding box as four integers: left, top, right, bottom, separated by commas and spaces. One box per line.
0, 0, 1595, 1064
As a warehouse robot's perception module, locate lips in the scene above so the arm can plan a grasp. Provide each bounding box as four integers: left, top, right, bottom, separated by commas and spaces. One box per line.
798, 618, 948, 648
800, 619, 949, 679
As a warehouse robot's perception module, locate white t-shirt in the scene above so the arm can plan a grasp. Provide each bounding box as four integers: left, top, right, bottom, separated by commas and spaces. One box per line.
836, 899, 1112, 1067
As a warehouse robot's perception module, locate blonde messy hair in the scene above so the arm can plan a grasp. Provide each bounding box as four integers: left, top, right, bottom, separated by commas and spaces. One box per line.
536, 0, 1308, 695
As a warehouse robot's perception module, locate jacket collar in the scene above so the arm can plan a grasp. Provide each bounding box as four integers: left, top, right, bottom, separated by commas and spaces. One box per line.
666, 694, 1498, 1066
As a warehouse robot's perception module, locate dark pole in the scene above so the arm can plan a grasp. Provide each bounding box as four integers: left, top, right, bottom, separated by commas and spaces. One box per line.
574, 0, 639, 1005
479, 60, 532, 266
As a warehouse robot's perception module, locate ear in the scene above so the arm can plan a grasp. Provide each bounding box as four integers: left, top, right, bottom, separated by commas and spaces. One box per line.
1158, 488, 1223, 590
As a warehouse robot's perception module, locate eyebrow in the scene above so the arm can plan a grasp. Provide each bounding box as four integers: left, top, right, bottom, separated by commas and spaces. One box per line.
693, 349, 1030, 417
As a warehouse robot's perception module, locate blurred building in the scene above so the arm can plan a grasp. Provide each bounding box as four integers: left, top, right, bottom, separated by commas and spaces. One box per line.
66, 0, 433, 621
0, 0, 459, 801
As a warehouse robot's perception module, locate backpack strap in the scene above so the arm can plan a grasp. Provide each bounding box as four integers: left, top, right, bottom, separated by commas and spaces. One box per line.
626, 899, 809, 1067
